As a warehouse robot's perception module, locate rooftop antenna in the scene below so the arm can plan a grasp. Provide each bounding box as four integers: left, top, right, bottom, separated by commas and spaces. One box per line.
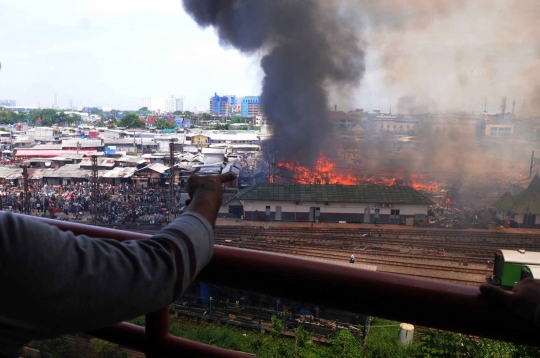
484, 98, 487, 113
501, 97, 507, 119
512, 98, 516, 116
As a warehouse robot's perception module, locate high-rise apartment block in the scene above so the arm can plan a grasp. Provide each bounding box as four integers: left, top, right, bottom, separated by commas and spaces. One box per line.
209, 93, 238, 116
242, 96, 261, 116
141, 96, 183, 113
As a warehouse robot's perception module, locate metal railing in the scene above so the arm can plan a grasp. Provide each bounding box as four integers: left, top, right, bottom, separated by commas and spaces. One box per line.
19, 215, 540, 357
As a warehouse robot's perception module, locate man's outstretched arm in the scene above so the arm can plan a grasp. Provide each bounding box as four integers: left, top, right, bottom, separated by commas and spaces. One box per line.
0, 173, 235, 355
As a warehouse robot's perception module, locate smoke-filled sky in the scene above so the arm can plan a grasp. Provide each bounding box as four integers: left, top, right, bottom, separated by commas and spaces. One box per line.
0, 0, 539, 116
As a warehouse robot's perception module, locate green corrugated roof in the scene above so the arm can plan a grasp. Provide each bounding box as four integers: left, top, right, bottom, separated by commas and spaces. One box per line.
236, 184, 434, 204
493, 175, 540, 214
493, 192, 516, 211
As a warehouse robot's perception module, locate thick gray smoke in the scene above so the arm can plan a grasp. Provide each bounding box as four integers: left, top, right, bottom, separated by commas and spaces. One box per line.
182, 0, 365, 165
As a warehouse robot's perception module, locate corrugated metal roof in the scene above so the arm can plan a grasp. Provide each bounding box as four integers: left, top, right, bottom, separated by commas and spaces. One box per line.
61, 139, 103, 148
42, 164, 91, 179
0, 167, 22, 179
137, 162, 170, 174
102, 167, 137, 178
30, 168, 55, 180
236, 184, 434, 204
115, 156, 146, 164
79, 158, 116, 167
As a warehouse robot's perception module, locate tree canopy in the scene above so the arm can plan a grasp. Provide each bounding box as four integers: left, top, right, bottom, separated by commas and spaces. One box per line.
154, 119, 176, 130
118, 113, 146, 128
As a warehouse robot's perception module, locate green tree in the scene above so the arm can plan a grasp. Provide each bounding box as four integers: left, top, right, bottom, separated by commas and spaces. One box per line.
36, 337, 73, 358
330, 330, 363, 358
90, 338, 128, 358
139, 106, 148, 112
173, 110, 183, 115
154, 119, 176, 129
118, 113, 145, 128
270, 315, 284, 338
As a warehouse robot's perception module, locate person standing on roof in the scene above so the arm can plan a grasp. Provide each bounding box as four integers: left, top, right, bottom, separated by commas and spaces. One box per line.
350, 254, 355, 264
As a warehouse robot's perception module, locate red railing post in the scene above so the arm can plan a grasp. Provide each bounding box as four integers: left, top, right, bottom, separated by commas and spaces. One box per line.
145, 307, 170, 357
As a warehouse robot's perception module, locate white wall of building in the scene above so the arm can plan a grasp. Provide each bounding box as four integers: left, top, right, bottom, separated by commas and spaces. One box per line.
239, 200, 428, 216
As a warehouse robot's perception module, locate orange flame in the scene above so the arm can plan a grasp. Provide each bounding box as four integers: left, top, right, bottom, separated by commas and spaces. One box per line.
277, 154, 439, 192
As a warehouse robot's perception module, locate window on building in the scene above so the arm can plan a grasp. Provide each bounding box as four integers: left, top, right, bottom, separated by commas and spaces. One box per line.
390, 209, 400, 217
265, 206, 271, 216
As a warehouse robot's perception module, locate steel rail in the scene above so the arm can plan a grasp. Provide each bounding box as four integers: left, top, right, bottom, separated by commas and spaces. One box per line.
20, 215, 540, 352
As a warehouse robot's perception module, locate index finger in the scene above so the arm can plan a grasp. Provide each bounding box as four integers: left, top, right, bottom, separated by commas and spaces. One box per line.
217, 172, 237, 183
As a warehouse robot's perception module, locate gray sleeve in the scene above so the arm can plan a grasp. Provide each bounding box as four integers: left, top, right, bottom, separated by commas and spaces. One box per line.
0, 212, 213, 353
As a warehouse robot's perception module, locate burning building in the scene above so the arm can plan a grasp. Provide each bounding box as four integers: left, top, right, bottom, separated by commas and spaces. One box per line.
236, 183, 433, 223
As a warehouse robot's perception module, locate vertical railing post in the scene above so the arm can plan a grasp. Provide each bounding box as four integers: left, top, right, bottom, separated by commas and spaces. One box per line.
209, 297, 213, 316
145, 307, 170, 358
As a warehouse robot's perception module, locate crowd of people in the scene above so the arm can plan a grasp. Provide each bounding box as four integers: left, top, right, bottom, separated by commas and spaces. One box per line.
0, 180, 184, 225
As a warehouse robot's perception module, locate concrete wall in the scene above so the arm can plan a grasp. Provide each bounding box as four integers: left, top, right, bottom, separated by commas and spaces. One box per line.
239, 200, 429, 223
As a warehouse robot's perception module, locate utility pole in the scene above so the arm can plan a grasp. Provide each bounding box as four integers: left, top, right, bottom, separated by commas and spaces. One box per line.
501, 97, 507, 119
169, 139, 175, 222
512, 98, 516, 116
21, 165, 30, 214
484, 98, 487, 113
91, 155, 99, 224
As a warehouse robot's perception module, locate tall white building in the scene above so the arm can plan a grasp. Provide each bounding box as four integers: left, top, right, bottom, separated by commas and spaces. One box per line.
142, 96, 183, 113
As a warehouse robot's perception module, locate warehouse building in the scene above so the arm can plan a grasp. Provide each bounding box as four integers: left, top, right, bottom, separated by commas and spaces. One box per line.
236, 183, 433, 223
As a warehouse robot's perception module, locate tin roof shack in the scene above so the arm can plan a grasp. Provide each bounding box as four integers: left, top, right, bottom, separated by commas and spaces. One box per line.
236, 183, 433, 223
49, 153, 86, 166
62, 139, 104, 152
79, 157, 116, 170
0, 167, 22, 186
115, 156, 147, 168
202, 147, 226, 164
133, 163, 170, 188
25, 158, 54, 168
101, 167, 137, 186
41, 164, 91, 186
494, 174, 540, 228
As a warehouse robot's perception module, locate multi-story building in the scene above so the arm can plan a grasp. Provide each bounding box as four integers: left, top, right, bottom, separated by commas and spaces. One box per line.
241, 96, 261, 116
209, 93, 237, 116
142, 96, 183, 113
0, 100, 16, 107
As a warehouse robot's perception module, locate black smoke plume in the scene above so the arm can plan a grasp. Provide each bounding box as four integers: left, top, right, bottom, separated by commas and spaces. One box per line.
182, 0, 365, 165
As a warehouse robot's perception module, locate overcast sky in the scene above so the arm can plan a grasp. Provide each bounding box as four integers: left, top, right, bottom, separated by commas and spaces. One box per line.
0, 0, 538, 114
0, 0, 262, 111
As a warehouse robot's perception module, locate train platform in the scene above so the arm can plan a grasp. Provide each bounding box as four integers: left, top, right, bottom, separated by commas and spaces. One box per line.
216, 217, 540, 235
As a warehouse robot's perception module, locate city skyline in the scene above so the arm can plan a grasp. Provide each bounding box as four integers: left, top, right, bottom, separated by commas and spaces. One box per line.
2, 1, 540, 114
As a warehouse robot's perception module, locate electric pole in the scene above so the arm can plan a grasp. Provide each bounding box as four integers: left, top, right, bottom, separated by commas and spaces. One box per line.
169, 139, 175, 222
91, 155, 99, 224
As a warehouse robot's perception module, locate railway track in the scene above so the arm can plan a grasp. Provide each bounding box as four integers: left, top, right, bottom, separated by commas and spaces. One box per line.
129, 224, 520, 285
